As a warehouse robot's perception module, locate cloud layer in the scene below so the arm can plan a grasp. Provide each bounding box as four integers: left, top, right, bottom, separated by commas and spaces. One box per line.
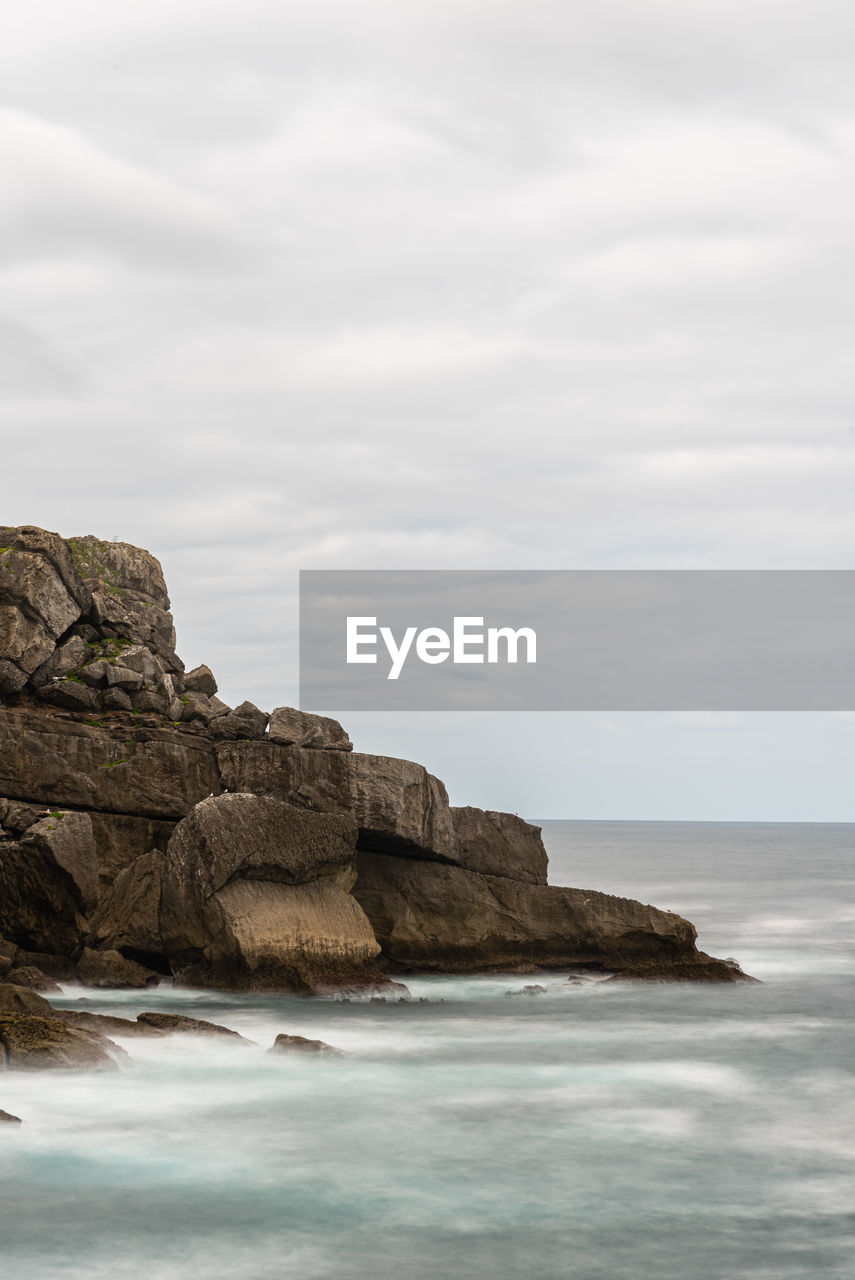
3, 2, 854, 815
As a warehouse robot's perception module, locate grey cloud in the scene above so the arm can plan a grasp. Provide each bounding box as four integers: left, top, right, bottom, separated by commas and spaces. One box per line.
1, 1, 853, 815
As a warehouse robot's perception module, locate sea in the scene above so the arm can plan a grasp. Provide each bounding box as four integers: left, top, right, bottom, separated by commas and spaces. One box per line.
2, 821, 853, 1280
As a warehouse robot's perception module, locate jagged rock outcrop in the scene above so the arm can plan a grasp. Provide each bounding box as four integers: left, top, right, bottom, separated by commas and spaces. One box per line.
0, 524, 748, 993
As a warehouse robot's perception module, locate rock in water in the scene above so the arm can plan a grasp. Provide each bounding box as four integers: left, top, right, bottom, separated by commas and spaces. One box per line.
0, 1014, 123, 1070
159, 793, 386, 992
135, 1012, 246, 1038
352, 852, 698, 972
0, 1109, 23, 1123
268, 1033, 342, 1056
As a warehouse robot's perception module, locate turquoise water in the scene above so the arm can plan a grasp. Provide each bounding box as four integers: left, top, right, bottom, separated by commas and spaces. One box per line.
2, 822, 854, 1279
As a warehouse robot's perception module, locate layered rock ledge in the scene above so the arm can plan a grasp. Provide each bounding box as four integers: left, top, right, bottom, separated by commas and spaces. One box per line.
0, 525, 750, 995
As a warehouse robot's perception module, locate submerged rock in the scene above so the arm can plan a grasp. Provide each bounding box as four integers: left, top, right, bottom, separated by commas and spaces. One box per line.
135, 1011, 246, 1038
603, 954, 762, 983
57, 1009, 168, 1038
268, 1033, 343, 1056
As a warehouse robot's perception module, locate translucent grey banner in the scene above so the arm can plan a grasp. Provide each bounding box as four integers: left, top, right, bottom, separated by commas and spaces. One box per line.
299, 570, 855, 711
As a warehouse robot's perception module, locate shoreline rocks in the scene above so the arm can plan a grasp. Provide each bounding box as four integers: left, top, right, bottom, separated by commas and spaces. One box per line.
0, 524, 755, 1008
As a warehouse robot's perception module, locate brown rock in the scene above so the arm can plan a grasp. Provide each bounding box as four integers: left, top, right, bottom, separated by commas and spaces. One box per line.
77, 947, 160, 989
452, 806, 548, 885
0, 1109, 22, 1123
5, 967, 62, 993
0, 938, 16, 977
0, 1013, 121, 1070
268, 707, 352, 751
88, 812, 175, 894
209, 700, 268, 741
0, 835, 90, 955
353, 851, 699, 972
86, 850, 165, 958
268, 1033, 342, 1055
163, 793, 359, 902
56, 1009, 168, 1038
135, 1012, 245, 1038
218, 744, 459, 861
184, 664, 217, 697
0, 982, 55, 1017
603, 954, 760, 983
0, 706, 220, 819
159, 793, 382, 992
22, 810, 99, 913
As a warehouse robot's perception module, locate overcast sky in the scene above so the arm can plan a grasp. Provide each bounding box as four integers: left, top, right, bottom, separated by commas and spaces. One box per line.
3, 1, 854, 819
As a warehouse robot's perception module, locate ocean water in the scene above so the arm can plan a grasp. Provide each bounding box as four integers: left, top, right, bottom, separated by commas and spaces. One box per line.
2, 822, 854, 1280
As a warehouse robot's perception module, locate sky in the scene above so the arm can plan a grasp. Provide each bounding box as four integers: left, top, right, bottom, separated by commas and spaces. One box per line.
2, 1, 854, 819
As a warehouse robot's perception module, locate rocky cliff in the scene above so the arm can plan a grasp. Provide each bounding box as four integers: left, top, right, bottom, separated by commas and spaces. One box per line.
0, 525, 743, 992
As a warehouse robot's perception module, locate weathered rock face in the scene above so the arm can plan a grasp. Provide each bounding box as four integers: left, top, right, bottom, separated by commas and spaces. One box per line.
0, 707, 220, 819
0, 831, 90, 954
77, 947, 160, 989
0, 982, 55, 1017
268, 707, 352, 751
0, 527, 90, 694
452, 807, 549, 885
159, 793, 383, 992
0, 524, 747, 989
86, 850, 166, 962
218, 745, 460, 862
352, 852, 697, 972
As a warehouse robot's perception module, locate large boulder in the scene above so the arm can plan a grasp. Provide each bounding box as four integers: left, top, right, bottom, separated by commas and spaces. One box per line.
0, 1013, 122, 1070
451, 807, 548, 885
209, 700, 268, 740
268, 707, 352, 751
218, 745, 459, 862
159, 793, 383, 992
353, 851, 698, 972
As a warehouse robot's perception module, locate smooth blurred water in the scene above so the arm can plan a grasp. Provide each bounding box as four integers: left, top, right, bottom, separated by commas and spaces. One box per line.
2, 822, 854, 1280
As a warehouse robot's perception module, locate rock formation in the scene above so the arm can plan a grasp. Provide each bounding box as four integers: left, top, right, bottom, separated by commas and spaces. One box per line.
0, 524, 747, 994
